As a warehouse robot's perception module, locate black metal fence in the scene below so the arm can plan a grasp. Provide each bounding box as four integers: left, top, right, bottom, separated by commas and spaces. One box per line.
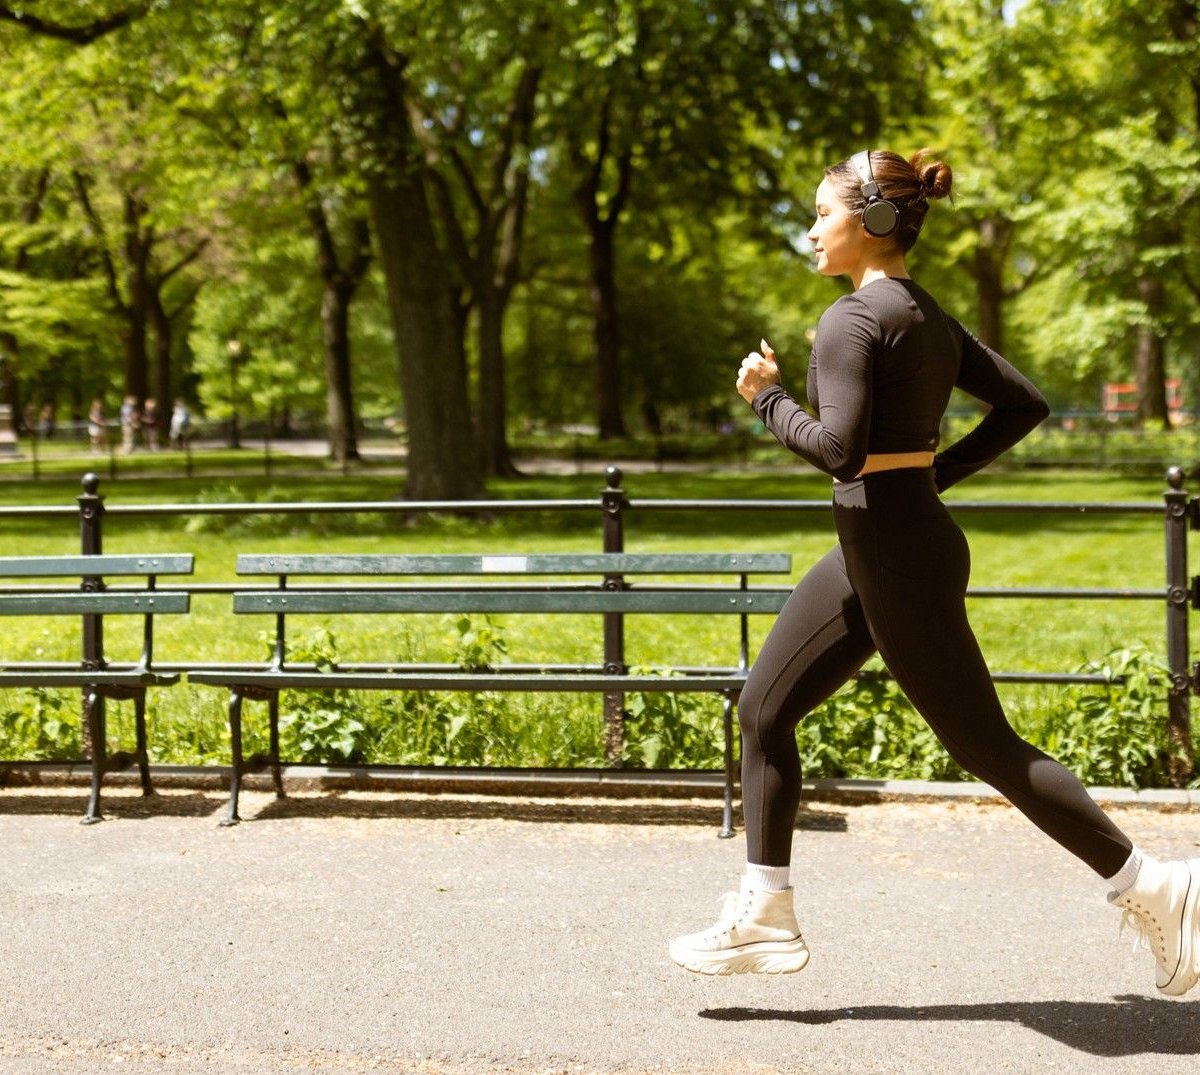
0, 466, 1196, 779
2, 410, 1199, 481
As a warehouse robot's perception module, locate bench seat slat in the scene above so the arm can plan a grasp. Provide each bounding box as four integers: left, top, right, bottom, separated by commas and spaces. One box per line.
187, 671, 746, 691
0, 555, 194, 577
232, 590, 788, 615
0, 670, 181, 686
236, 552, 791, 576
0, 593, 190, 615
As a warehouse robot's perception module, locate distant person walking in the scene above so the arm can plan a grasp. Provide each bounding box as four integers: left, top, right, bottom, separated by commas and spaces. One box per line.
142, 398, 159, 450
119, 395, 140, 454
669, 148, 1200, 997
37, 401, 55, 440
168, 399, 190, 449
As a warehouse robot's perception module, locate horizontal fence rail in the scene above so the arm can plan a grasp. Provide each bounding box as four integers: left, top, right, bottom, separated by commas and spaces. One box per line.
0, 466, 1195, 783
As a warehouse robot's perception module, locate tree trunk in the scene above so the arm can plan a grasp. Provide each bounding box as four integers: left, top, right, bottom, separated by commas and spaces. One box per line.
1134, 273, 1170, 429
293, 158, 368, 465
322, 279, 360, 464
0, 169, 50, 434
359, 29, 481, 500
974, 216, 1009, 352
476, 288, 519, 477
148, 288, 171, 445
122, 193, 151, 401
586, 216, 626, 439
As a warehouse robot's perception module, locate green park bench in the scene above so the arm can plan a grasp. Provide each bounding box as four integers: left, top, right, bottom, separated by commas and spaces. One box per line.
0, 554, 194, 823
188, 552, 793, 828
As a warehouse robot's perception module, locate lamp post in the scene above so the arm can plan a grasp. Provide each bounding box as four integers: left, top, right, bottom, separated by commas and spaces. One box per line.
227, 338, 242, 449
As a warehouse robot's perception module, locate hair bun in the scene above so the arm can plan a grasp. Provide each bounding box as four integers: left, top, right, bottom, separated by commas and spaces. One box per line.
909, 150, 952, 200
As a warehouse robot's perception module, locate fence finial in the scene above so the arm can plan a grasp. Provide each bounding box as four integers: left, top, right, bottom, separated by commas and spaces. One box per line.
81, 472, 101, 495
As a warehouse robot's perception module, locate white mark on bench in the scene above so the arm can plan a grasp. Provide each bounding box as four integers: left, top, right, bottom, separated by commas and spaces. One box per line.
482, 556, 529, 573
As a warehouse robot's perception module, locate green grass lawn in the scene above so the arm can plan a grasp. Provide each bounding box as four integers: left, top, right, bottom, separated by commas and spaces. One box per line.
0, 463, 1194, 783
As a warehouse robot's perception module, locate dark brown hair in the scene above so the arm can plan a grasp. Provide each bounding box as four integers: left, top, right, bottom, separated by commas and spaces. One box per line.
825, 149, 953, 253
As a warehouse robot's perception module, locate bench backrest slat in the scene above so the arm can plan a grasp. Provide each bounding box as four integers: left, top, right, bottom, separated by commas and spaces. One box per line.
0, 593, 190, 615
0, 555, 195, 578
236, 552, 790, 576
234, 591, 786, 615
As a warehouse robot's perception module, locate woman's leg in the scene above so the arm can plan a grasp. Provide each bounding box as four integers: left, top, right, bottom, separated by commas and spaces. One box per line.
837, 476, 1133, 878
738, 544, 876, 866
669, 544, 874, 976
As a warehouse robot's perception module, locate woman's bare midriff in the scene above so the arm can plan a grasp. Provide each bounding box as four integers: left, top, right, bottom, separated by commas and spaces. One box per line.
832, 451, 935, 482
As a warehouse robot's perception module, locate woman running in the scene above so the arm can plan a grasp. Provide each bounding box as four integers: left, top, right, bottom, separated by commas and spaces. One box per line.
668, 148, 1200, 997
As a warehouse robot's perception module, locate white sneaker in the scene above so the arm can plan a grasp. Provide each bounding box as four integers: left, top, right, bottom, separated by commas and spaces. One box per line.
1110, 857, 1200, 997
669, 877, 810, 975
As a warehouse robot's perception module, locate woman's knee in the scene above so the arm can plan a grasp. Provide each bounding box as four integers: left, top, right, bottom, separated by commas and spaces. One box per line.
737, 680, 787, 753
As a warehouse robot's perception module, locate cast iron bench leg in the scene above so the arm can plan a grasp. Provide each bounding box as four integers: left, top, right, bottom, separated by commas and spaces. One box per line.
720, 691, 737, 840
221, 690, 245, 827
82, 688, 105, 825
268, 693, 284, 799
134, 692, 154, 797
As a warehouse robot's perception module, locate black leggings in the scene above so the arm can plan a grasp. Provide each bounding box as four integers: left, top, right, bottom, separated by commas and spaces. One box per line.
738, 468, 1133, 878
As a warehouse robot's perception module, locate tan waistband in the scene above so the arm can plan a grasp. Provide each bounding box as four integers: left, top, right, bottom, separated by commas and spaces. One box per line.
855, 451, 935, 477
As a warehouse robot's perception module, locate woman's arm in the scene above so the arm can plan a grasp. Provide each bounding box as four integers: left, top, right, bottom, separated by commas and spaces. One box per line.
745, 298, 875, 483
933, 320, 1050, 492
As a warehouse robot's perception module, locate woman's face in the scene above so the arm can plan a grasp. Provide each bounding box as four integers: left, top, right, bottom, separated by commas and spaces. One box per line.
807, 178, 865, 277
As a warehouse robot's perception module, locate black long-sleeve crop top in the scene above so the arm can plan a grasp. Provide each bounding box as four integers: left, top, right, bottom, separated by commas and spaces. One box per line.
750, 277, 1049, 489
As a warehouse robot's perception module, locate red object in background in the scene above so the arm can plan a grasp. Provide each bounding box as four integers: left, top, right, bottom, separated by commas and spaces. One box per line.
1102, 380, 1183, 417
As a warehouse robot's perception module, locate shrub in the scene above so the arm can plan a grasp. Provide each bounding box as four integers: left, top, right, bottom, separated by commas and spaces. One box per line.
1013, 647, 1188, 788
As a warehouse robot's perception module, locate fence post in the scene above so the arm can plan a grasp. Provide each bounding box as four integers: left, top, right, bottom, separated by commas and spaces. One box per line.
78, 472, 106, 759
1164, 465, 1193, 785
601, 465, 627, 765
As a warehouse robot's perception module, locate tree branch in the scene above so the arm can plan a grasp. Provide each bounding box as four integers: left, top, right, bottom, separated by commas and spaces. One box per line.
1179, 259, 1200, 303
293, 157, 341, 282
486, 62, 541, 212
0, 2, 146, 43
165, 279, 204, 323
346, 215, 372, 285
13, 168, 51, 273
157, 238, 209, 286
426, 165, 474, 290
71, 170, 125, 312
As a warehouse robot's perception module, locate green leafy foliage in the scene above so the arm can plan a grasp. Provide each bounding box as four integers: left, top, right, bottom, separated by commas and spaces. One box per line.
623, 674, 728, 770
274, 627, 366, 764
0, 687, 80, 760
1013, 647, 1188, 789
798, 668, 967, 782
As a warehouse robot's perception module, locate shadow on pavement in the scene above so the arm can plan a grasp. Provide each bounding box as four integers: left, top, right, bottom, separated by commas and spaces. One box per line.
699, 995, 1200, 1056
0, 785, 850, 831
0, 790, 225, 819
244, 793, 851, 831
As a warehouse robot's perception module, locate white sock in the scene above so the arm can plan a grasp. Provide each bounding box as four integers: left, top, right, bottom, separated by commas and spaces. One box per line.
745, 862, 791, 892
1105, 846, 1144, 898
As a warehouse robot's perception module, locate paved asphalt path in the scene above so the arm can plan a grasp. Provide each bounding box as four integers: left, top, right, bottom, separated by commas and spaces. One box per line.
2, 784, 1199, 1074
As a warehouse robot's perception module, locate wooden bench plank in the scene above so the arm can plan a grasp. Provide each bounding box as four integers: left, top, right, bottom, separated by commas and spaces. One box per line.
0, 555, 194, 577
0, 593, 190, 615
232, 590, 787, 615
0, 670, 181, 686
236, 552, 791, 576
